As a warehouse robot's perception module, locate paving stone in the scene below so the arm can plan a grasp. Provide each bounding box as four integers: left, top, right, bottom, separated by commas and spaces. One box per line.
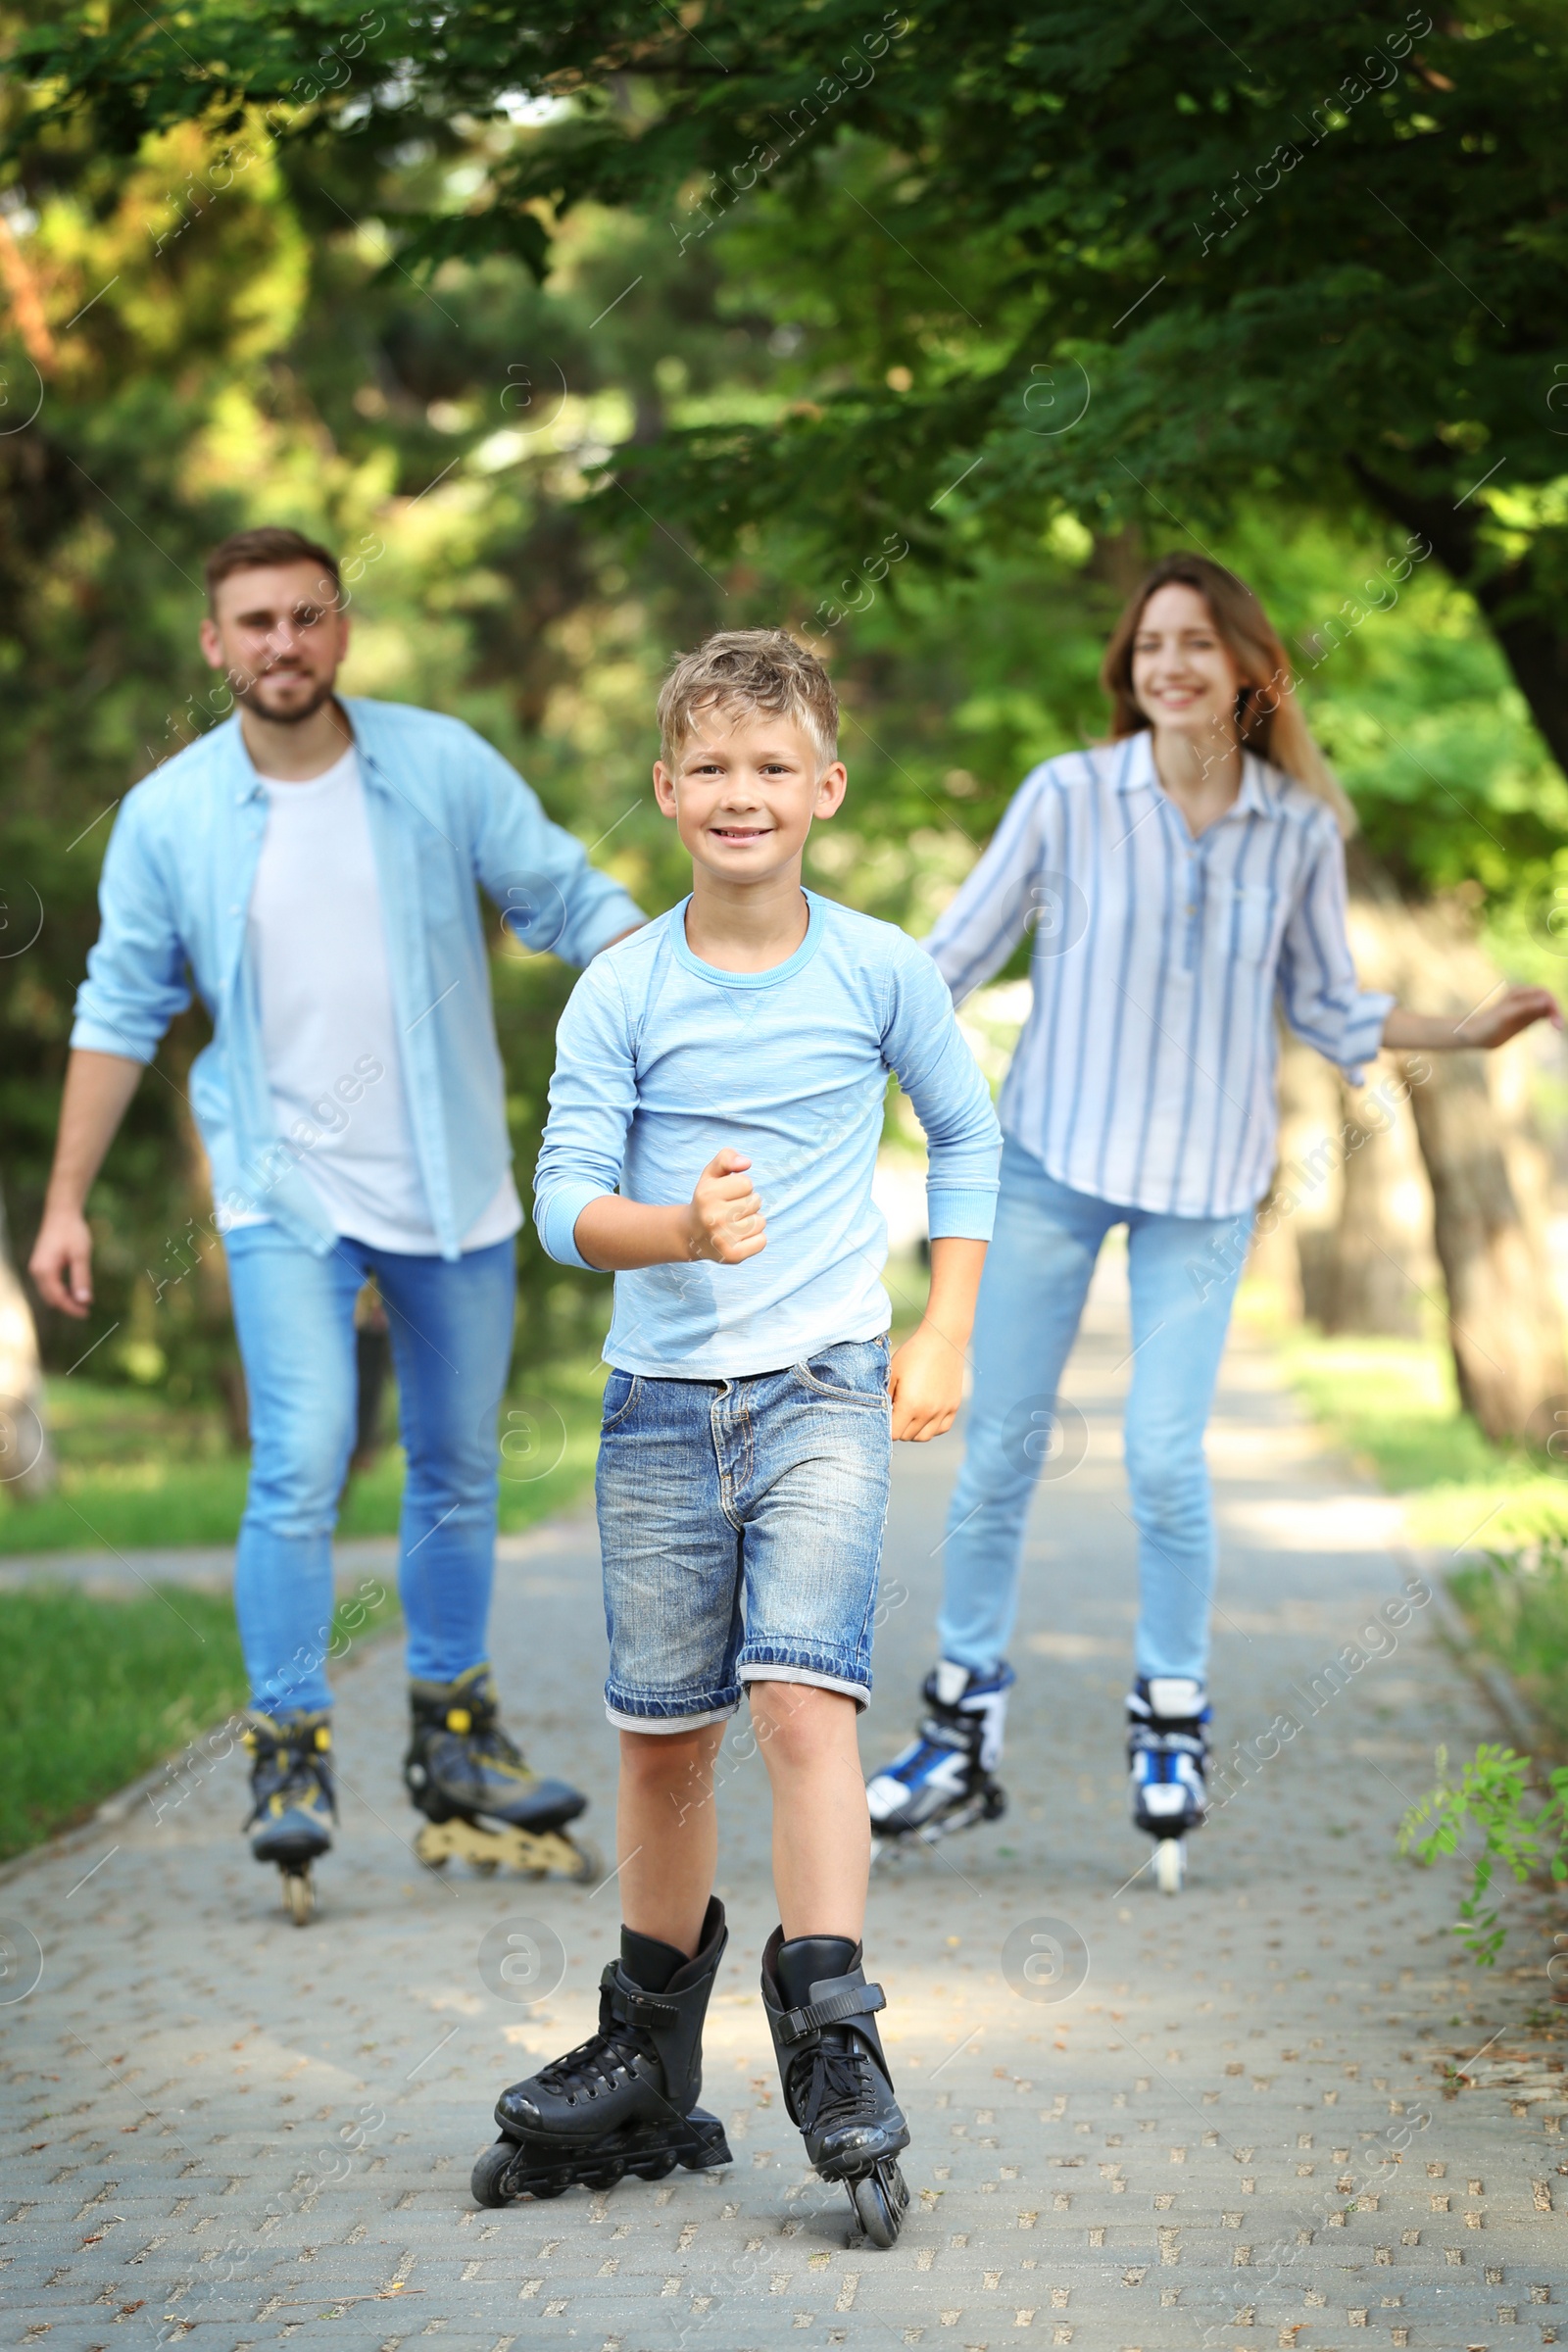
2, 1267, 1563, 2348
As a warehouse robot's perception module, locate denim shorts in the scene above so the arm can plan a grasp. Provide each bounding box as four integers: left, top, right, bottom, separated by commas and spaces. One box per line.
595, 1336, 893, 1730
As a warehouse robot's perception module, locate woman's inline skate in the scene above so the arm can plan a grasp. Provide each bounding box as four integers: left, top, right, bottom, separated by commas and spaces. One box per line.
1127, 1675, 1210, 1894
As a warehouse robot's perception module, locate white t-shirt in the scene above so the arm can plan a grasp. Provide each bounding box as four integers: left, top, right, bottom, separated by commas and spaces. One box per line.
226, 744, 520, 1253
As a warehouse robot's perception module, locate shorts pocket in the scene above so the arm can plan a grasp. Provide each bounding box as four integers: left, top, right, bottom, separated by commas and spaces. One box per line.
795, 1338, 891, 1407
601, 1369, 642, 1430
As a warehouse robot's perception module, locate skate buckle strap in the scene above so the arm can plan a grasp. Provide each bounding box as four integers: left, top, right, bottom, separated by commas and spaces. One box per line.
599, 1963, 678, 2029
778, 1981, 885, 2044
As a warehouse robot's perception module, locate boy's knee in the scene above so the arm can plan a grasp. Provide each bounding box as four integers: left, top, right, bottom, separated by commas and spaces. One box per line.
619, 1723, 723, 1793
748, 1681, 853, 1769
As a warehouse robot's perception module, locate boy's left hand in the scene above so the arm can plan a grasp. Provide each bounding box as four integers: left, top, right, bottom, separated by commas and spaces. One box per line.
889, 1321, 965, 1443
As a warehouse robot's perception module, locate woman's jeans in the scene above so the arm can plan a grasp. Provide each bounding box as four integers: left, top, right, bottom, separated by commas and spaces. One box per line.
938, 1140, 1251, 1686
223, 1225, 515, 1712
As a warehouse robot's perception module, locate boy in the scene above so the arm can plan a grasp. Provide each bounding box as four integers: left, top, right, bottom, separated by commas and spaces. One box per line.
472, 630, 1000, 2243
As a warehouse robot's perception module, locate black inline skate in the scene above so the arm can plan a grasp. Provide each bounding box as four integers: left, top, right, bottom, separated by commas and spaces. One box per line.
472, 1897, 732, 2205
864, 1659, 1013, 1858
760, 1927, 910, 2248
1126, 1675, 1211, 1895
404, 1662, 594, 1882
242, 1707, 335, 1926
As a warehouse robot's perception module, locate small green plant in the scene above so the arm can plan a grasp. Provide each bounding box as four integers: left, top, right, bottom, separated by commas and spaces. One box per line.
1398, 1741, 1568, 1965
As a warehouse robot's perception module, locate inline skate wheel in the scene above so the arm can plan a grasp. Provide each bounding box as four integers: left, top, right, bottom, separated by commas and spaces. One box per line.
1154, 1838, 1185, 1895
470, 2138, 518, 2207
851, 2158, 909, 2248
283, 1868, 314, 1927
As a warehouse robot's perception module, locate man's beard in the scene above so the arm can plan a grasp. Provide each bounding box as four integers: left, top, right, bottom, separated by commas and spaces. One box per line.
242, 669, 337, 727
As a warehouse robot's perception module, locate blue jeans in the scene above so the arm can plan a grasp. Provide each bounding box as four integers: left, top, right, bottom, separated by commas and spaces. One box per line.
938, 1140, 1251, 1685
223, 1225, 516, 1711
595, 1338, 893, 1729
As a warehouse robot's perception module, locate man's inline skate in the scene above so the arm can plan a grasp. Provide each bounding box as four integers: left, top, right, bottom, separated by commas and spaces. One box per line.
1127, 1675, 1210, 1894
864, 1659, 1014, 1858
471, 1898, 732, 2205
243, 1707, 335, 1926
760, 1927, 910, 2248
404, 1662, 595, 1882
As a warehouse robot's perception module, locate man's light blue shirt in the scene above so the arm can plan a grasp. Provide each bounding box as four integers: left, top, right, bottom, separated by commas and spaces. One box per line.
71, 699, 644, 1260
534, 891, 1002, 1378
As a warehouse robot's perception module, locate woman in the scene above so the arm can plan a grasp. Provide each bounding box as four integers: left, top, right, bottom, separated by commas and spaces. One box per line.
865, 552, 1557, 1891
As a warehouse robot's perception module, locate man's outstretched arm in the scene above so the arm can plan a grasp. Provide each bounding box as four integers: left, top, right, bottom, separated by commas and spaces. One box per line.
28, 1051, 145, 1316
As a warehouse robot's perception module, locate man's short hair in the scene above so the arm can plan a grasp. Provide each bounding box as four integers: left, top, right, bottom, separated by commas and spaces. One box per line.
204, 526, 341, 608
657, 629, 839, 770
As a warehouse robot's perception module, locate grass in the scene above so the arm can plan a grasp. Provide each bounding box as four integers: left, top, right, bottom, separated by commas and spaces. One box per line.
1448, 1545, 1568, 1749
3, 1583, 244, 1861
1272, 1324, 1568, 1553
0, 1347, 608, 1861
0, 1581, 404, 1862
1267, 1306, 1568, 1749
0, 1350, 609, 1556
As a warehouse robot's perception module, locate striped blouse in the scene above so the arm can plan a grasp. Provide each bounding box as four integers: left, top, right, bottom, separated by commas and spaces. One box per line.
926, 733, 1395, 1219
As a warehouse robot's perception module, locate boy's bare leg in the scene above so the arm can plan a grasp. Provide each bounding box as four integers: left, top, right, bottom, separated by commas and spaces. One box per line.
749, 1683, 869, 1941
617, 1722, 727, 1956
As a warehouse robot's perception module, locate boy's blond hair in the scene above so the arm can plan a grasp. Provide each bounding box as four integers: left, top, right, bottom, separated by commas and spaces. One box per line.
657, 629, 839, 771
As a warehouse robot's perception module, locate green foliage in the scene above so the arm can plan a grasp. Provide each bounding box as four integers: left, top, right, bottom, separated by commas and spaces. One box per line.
1398, 1740, 1568, 1965
19, 2, 1568, 763
1450, 1539, 1568, 1747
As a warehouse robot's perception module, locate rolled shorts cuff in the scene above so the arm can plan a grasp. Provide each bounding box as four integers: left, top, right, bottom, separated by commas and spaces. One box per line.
742, 1661, 870, 1711
604, 1686, 742, 1733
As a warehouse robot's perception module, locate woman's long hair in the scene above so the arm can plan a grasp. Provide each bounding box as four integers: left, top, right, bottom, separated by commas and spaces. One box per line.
1099, 552, 1356, 836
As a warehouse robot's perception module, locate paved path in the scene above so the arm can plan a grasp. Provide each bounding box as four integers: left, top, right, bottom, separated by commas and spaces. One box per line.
4, 1267, 1565, 2351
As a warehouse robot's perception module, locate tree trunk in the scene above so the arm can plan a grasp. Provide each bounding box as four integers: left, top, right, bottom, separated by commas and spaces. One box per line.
0, 1185, 56, 1497
1262, 856, 1568, 1441
1270, 1011, 1433, 1339
1345, 861, 1568, 1444
1402, 1044, 1568, 1442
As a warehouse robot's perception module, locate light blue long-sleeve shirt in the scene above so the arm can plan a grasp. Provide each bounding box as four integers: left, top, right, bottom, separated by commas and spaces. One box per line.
534, 890, 1002, 1377
71, 699, 644, 1259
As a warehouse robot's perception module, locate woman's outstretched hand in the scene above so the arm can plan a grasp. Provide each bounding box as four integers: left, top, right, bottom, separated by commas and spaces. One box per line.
1382, 987, 1562, 1054
1457, 985, 1563, 1049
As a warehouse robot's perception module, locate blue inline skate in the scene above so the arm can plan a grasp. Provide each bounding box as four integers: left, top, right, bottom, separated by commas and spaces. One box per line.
864, 1660, 1014, 1858
1127, 1676, 1210, 1894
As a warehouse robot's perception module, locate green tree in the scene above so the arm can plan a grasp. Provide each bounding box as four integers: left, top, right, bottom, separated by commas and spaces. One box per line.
20, 2, 1568, 763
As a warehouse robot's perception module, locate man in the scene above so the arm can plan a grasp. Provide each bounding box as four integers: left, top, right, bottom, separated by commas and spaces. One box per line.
29, 526, 642, 1921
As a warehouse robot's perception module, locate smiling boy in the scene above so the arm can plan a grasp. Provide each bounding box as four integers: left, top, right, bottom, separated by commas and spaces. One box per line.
472, 630, 1000, 2241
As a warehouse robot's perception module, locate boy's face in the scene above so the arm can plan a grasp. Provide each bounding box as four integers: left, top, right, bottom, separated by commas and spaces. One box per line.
653, 704, 847, 887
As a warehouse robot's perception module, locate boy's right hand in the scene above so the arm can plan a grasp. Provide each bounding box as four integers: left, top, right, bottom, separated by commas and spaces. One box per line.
687, 1149, 766, 1264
